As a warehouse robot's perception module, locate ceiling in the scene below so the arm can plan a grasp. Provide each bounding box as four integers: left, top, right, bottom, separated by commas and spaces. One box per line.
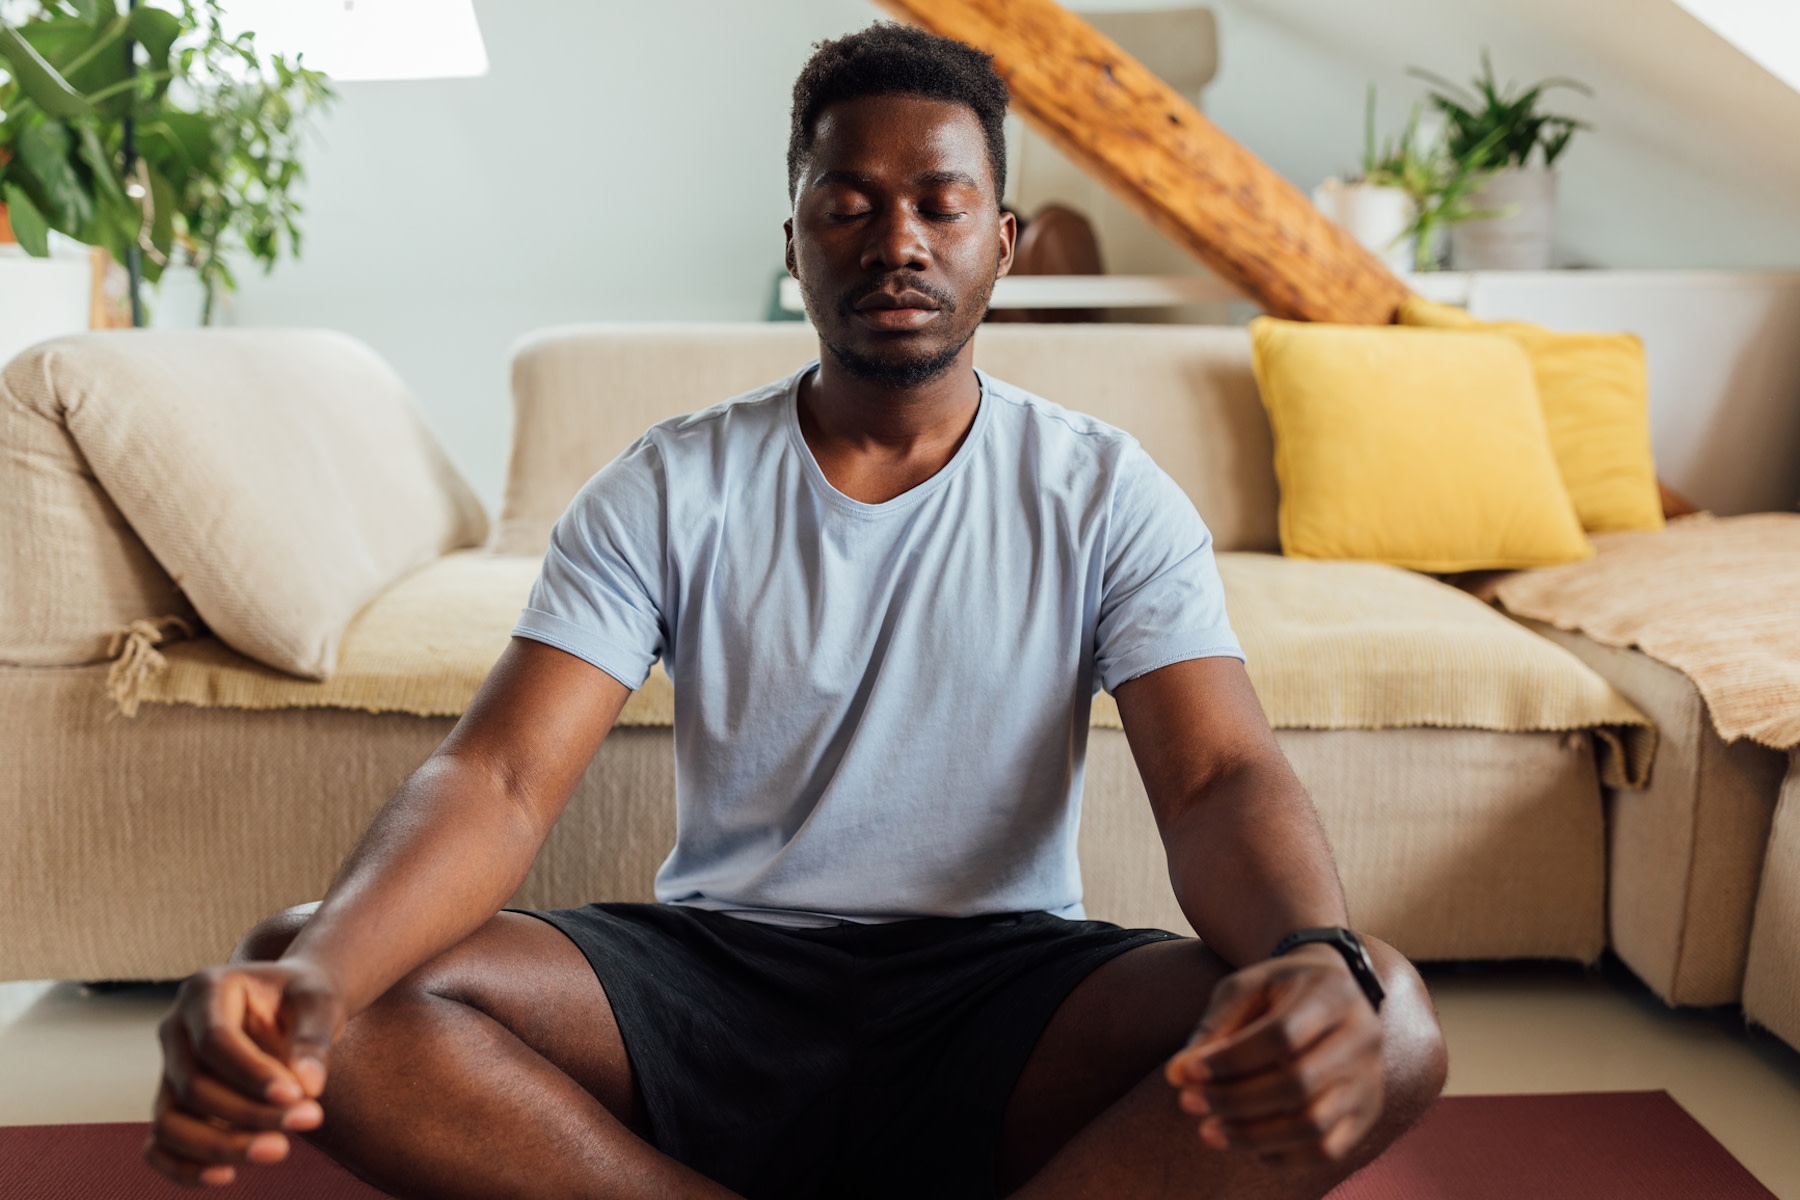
1080, 0, 1800, 269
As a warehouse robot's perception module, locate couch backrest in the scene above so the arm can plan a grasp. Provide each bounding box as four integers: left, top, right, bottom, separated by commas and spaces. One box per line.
497, 322, 1277, 556
1, 330, 488, 674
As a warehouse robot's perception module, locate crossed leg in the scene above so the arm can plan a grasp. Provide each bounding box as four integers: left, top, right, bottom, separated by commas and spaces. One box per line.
233, 907, 732, 1200
999, 936, 1447, 1197
236, 909, 1443, 1200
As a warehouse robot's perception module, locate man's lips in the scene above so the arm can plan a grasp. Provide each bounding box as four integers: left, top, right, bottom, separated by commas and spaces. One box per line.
854, 289, 940, 312
856, 306, 939, 331
851, 290, 942, 330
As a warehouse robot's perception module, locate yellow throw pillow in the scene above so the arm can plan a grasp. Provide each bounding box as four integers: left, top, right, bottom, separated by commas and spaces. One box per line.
1249, 317, 1592, 573
1400, 298, 1664, 532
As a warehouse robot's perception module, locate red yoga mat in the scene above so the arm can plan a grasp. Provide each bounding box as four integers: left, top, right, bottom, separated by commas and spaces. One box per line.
1328, 1091, 1776, 1200
0, 1091, 1775, 1198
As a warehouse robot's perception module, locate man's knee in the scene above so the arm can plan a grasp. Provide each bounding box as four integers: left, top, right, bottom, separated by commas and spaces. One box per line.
1369, 941, 1449, 1133
229, 901, 323, 963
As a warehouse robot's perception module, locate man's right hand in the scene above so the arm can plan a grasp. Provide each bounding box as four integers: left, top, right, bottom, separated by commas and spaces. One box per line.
145, 959, 345, 1187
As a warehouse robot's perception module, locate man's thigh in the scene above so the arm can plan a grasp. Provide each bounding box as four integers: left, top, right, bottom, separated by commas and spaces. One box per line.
999, 937, 1228, 1188
327, 910, 647, 1138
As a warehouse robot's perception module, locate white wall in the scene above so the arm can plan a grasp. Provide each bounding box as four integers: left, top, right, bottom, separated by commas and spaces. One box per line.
1445, 272, 1800, 515
218, 0, 1800, 513
225, 0, 873, 508
1194, 0, 1800, 271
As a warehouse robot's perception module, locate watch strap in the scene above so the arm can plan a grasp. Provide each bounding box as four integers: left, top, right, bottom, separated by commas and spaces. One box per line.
1271, 926, 1385, 1012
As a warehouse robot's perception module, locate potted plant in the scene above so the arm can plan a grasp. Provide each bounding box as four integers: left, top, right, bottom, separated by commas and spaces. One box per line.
1315, 88, 1506, 274
1412, 52, 1591, 271
0, 1, 331, 324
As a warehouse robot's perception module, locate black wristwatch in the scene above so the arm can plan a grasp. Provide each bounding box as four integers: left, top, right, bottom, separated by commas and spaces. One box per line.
1271, 927, 1385, 1013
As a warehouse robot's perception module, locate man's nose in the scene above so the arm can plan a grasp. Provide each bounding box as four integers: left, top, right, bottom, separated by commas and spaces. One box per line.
860, 206, 930, 273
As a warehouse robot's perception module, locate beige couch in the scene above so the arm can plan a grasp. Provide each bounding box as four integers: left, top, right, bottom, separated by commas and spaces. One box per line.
1518, 623, 1790, 1008
1744, 753, 1800, 1048
1, 323, 1672, 993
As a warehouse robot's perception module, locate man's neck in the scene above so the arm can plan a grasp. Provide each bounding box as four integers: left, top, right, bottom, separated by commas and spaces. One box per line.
796, 345, 982, 505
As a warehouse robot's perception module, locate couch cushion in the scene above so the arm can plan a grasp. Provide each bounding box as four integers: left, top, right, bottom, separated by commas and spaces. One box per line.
1082, 724, 1608, 962
1249, 317, 1593, 572
1, 344, 197, 666
498, 323, 1279, 558
1, 330, 488, 678
0, 658, 677, 982
1093, 554, 1651, 786
1401, 298, 1664, 533
123, 551, 1651, 793
2, 664, 1602, 981
121, 550, 673, 726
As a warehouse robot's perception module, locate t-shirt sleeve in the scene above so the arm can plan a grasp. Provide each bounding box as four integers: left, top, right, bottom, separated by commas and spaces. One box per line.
512, 435, 668, 690
1094, 441, 1244, 693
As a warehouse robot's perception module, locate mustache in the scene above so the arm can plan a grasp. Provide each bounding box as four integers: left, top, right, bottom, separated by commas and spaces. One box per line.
838, 275, 958, 316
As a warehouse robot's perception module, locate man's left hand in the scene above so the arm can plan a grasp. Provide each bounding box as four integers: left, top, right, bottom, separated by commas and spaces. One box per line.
1163, 943, 1384, 1165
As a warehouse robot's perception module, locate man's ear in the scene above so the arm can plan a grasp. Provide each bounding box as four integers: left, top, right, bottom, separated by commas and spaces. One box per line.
995, 208, 1018, 281
784, 218, 797, 279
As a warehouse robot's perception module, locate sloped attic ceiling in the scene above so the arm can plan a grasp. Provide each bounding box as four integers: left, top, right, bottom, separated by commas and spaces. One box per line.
1174, 0, 1800, 269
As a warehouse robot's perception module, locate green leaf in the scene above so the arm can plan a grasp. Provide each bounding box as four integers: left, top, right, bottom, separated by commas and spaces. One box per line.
1408, 53, 1590, 171
69, 0, 120, 24
52, 12, 130, 88
19, 18, 100, 68
146, 160, 175, 258
2, 183, 52, 255
127, 6, 182, 72
0, 25, 94, 119
16, 117, 95, 229
77, 122, 126, 206
127, 4, 184, 101
156, 109, 217, 174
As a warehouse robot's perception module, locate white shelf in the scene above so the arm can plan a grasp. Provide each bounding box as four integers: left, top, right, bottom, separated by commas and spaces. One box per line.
776, 273, 1244, 314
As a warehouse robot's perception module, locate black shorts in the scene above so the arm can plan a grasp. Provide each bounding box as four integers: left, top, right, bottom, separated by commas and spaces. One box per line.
529, 902, 1177, 1200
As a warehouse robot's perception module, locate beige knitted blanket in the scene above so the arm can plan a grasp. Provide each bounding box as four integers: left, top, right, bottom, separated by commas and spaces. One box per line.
113, 551, 678, 726
117, 550, 1650, 783
1490, 513, 1800, 750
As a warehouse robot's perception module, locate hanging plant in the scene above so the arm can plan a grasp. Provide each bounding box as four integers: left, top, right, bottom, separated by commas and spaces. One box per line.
0, 1, 332, 323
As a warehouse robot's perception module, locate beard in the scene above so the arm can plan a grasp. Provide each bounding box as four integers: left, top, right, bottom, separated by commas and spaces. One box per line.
801, 270, 994, 388
818, 329, 974, 387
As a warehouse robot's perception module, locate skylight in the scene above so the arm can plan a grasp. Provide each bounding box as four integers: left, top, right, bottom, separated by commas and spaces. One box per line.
217, 0, 489, 82
1669, 0, 1800, 95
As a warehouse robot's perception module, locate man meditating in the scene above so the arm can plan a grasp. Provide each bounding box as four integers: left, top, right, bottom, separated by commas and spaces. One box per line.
147, 24, 1445, 1199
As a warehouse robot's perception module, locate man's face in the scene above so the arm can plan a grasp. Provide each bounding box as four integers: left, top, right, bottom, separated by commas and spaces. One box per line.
786, 94, 1015, 388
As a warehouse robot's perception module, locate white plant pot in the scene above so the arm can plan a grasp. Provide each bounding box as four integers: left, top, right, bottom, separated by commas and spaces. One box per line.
149, 264, 211, 329
1313, 179, 1416, 275
1452, 167, 1558, 271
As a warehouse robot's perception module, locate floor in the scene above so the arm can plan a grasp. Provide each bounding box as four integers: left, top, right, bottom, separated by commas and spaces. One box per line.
3, 958, 1798, 1197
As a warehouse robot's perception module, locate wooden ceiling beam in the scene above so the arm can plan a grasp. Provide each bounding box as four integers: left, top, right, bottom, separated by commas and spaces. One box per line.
870, 0, 1412, 325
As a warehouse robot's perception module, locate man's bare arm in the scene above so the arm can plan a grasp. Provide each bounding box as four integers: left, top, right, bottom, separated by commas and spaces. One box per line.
1115, 655, 1391, 1166
1113, 655, 1346, 965
147, 637, 629, 1184
286, 637, 630, 1016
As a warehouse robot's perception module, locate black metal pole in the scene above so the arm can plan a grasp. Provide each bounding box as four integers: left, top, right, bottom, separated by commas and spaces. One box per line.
122, 0, 143, 327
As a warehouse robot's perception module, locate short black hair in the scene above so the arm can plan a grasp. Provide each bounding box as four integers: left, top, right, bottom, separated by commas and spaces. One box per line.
787, 23, 1010, 203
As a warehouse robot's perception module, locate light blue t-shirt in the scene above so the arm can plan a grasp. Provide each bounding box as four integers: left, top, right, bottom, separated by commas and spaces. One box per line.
514, 364, 1242, 927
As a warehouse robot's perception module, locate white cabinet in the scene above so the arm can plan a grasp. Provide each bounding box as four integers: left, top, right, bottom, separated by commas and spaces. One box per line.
0, 250, 92, 370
